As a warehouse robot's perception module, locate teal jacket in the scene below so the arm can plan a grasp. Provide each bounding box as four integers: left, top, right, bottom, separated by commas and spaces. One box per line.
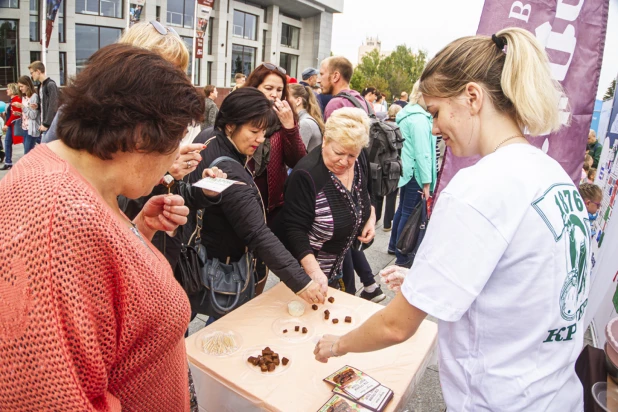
396, 103, 437, 192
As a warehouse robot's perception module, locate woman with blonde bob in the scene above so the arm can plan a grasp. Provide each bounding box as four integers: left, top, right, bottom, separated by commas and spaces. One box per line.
315, 28, 590, 411
276, 107, 376, 294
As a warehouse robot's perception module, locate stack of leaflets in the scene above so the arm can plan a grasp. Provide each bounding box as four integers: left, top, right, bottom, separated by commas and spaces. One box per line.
318, 366, 393, 412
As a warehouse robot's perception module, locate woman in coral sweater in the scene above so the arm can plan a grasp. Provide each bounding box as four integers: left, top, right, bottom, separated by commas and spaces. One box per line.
0, 44, 205, 411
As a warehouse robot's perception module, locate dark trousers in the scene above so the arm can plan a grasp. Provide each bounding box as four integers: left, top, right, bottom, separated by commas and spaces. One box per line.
388, 178, 422, 266
4, 126, 14, 165
341, 248, 375, 295
24, 132, 38, 154
375, 188, 399, 228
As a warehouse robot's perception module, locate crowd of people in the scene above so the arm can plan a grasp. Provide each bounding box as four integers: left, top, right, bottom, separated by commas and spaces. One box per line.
0, 19, 599, 412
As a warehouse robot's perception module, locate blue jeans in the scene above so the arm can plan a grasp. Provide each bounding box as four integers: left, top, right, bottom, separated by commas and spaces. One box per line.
24, 132, 38, 154
388, 178, 422, 266
4, 126, 14, 165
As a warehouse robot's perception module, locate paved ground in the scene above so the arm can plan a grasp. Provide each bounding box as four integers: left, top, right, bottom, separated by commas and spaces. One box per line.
2, 142, 593, 411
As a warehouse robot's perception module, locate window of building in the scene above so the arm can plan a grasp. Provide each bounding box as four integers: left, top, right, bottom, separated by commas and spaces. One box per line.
207, 61, 212, 85
232, 10, 257, 41
207, 17, 213, 55
59, 52, 67, 85
167, 0, 194, 29
261, 29, 266, 62
29, 0, 40, 42
0, 0, 18, 8
30, 51, 41, 62
279, 53, 298, 79
181, 36, 199, 85
280, 23, 299, 49
0, 20, 18, 86
76, 0, 122, 18
58, 0, 66, 43
156, 5, 160, 21
75, 24, 122, 73
231, 44, 255, 86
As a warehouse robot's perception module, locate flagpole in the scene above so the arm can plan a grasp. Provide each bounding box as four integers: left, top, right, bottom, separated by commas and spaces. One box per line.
41, 0, 47, 67
191, 0, 197, 85
126, 0, 131, 29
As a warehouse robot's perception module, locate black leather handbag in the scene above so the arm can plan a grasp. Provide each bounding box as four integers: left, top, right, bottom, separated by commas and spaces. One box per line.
198, 155, 257, 316
396, 196, 428, 268
175, 209, 207, 295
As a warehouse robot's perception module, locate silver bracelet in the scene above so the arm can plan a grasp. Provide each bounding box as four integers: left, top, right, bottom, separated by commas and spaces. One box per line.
330, 342, 340, 357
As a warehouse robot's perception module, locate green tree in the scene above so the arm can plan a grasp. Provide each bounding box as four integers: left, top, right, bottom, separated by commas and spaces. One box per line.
350, 45, 427, 102
604, 79, 616, 101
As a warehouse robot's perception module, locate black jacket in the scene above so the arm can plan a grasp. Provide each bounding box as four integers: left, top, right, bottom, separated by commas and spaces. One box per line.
39, 77, 59, 128
119, 156, 222, 270
274, 147, 374, 279
184, 129, 312, 294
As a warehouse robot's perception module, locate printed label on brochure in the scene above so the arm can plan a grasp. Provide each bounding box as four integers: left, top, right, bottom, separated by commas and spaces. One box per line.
316, 394, 372, 412
324, 366, 380, 400
193, 176, 238, 193
333, 385, 393, 412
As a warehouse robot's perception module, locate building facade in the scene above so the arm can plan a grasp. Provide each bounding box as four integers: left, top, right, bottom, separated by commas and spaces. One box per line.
357, 36, 380, 64
0, 0, 343, 90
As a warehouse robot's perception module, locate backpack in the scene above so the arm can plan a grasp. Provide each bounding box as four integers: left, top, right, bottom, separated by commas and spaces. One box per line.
335, 92, 404, 197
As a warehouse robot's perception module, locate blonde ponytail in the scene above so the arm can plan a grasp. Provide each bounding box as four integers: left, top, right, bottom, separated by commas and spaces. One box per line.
288, 83, 325, 134
497, 27, 563, 135
419, 27, 564, 136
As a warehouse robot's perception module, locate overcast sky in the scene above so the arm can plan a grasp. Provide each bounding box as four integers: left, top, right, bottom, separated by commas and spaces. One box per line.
331, 0, 618, 100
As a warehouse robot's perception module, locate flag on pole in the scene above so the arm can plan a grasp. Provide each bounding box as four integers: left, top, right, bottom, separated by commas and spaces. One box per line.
43, 0, 62, 48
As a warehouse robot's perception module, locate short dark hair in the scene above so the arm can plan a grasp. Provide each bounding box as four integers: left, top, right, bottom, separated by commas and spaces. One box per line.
58, 43, 204, 160
327, 57, 354, 83
215, 87, 277, 132
204, 85, 216, 98
361, 86, 377, 97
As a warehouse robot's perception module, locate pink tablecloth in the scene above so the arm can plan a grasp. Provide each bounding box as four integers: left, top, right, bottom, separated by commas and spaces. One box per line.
186, 283, 438, 411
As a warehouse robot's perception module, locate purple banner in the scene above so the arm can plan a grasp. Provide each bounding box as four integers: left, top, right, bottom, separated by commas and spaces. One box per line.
436, 0, 610, 198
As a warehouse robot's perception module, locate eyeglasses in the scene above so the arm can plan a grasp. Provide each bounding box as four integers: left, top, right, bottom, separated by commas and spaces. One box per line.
261, 63, 286, 75
150, 20, 179, 37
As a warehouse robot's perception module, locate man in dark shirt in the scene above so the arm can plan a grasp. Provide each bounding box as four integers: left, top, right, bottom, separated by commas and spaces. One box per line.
586, 129, 602, 168
29, 61, 58, 144
393, 91, 409, 108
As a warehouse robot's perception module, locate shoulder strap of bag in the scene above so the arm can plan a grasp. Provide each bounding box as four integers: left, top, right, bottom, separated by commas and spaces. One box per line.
209, 155, 242, 169
336, 92, 376, 117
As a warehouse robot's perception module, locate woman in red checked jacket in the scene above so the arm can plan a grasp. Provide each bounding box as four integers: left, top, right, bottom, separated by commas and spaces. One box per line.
243, 64, 307, 224
243, 64, 308, 293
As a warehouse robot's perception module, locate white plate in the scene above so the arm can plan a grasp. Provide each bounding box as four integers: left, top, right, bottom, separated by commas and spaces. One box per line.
272, 317, 315, 343
196, 329, 243, 357
243, 345, 293, 376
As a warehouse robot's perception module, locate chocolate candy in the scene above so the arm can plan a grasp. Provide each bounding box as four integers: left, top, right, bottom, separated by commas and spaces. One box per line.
260, 364, 268, 372
268, 363, 276, 372
345, 316, 352, 323
302, 327, 308, 334
295, 326, 300, 332
283, 329, 288, 333
324, 310, 330, 320
332, 319, 339, 324
312, 304, 318, 310
282, 357, 289, 366
328, 297, 335, 303
248, 356, 257, 364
